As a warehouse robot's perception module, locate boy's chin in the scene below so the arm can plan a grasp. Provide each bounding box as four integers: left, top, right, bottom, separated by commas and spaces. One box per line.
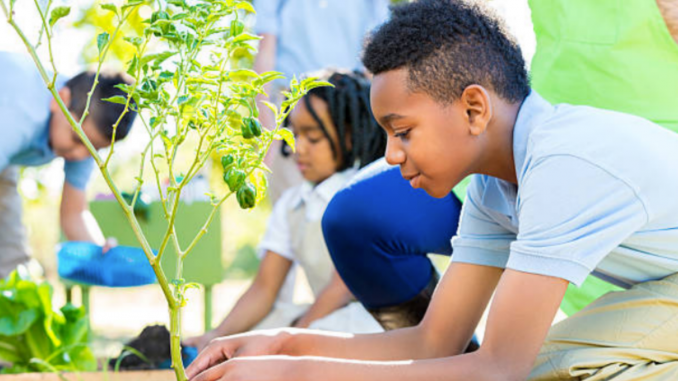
420, 185, 449, 199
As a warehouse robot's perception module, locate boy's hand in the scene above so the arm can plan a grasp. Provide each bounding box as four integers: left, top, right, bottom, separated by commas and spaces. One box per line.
189, 355, 300, 381
186, 329, 291, 379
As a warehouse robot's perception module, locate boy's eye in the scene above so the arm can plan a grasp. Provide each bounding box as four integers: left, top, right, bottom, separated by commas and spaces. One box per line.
394, 129, 410, 139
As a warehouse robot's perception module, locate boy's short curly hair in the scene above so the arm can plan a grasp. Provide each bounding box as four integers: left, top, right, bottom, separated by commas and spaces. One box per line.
65, 71, 136, 141
362, 0, 530, 104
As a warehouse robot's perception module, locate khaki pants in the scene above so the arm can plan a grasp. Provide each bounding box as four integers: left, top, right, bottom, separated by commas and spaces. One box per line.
0, 166, 30, 279
530, 273, 678, 380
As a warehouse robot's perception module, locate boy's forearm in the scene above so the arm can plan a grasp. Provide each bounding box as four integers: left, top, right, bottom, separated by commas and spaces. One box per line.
293, 351, 508, 381
281, 325, 442, 361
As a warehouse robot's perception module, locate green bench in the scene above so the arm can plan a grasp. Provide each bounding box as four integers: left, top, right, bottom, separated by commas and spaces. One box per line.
63, 200, 223, 332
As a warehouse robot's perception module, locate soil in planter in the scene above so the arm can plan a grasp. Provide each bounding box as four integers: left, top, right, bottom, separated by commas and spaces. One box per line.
110, 325, 196, 371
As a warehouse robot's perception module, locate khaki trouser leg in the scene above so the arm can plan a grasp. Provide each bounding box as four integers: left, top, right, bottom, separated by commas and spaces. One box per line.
0, 166, 30, 279
529, 273, 678, 380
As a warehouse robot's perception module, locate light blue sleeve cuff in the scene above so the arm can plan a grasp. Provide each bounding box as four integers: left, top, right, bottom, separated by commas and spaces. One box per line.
507, 249, 591, 287
451, 245, 510, 269
64, 158, 94, 190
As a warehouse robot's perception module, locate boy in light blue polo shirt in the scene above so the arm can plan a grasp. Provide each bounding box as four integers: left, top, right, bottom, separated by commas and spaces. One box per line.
0, 51, 136, 278
185, 1, 678, 381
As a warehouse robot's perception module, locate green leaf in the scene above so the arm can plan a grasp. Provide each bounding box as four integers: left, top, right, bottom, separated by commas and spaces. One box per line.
184, 282, 201, 291
276, 128, 295, 152
304, 80, 333, 91
260, 71, 285, 85
229, 69, 259, 80
66, 345, 97, 372
100, 3, 118, 16
167, 0, 187, 8
121, 0, 145, 10
97, 32, 110, 55
102, 95, 128, 105
114, 83, 133, 93
140, 51, 177, 67
235, 2, 256, 13
261, 101, 278, 122
48, 6, 71, 28
0, 341, 22, 364
123, 36, 143, 47
231, 33, 261, 44
0, 308, 38, 336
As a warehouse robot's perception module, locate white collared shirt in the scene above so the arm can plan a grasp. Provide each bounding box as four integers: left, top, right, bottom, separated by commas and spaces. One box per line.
258, 168, 357, 261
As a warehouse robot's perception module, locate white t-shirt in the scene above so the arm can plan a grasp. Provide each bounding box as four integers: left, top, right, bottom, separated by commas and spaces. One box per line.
258, 168, 357, 260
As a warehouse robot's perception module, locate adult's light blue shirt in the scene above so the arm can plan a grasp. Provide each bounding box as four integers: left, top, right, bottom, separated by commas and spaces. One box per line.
0, 51, 94, 190
451, 91, 678, 289
253, 0, 389, 81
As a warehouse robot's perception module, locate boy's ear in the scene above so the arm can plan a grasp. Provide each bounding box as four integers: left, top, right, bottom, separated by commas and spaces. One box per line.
461, 85, 492, 136
50, 87, 72, 113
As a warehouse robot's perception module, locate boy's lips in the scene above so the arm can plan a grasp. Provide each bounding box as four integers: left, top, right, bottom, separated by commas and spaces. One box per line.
403, 173, 421, 188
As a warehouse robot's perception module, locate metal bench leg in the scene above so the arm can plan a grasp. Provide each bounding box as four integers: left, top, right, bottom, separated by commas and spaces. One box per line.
65, 285, 73, 304
81, 285, 92, 339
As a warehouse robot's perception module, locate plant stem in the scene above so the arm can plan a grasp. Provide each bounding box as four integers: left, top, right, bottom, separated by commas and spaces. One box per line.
169, 304, 187, 381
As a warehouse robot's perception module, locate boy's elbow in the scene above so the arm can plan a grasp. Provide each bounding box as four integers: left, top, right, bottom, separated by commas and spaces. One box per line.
472, 348, 535, 381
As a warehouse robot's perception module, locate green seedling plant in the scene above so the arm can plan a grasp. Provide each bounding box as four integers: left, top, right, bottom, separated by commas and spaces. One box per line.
0, 269, 96, 374
0, 0, 329, 379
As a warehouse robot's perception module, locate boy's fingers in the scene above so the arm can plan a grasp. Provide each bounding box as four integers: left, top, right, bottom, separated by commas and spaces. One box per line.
186, 342, 230, 379
191, 360, 232, 381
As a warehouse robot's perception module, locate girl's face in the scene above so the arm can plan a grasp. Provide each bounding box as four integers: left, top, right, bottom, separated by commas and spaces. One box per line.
287, 95, 342, 184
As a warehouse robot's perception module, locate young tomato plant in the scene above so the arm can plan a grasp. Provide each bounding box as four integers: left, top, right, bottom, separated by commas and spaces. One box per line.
0, 0, 328, 379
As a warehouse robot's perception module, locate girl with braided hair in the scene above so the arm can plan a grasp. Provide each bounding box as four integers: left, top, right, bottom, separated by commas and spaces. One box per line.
185, 69, 387, 351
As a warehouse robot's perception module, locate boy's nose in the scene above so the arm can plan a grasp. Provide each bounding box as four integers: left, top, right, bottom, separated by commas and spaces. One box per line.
384, 137, 405, 166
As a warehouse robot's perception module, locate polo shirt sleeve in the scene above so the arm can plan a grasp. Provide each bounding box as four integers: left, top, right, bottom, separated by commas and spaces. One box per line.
64, 158, 95, 190
253, 0, 281, 36
258, 187, 295, 261
451, 176, 517, 268
508, 155, 648, 286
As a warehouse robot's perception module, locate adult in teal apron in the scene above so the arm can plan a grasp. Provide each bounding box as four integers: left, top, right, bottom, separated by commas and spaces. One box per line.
529, 0, 678, 314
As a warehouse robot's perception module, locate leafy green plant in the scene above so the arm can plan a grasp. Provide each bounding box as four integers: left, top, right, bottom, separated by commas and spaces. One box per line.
0, 269, 96, 374
0, 0, 328, 379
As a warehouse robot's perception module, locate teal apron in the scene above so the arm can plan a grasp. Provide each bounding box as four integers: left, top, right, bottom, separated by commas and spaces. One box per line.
529, 0, 678, 315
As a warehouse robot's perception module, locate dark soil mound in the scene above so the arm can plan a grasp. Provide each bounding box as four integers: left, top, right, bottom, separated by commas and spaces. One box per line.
110, 325, 171, 370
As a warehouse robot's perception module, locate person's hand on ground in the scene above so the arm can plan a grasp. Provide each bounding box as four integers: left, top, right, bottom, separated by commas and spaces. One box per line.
184, 330, 222, 352
186, 329, 291, 379
102, 237, 118, 254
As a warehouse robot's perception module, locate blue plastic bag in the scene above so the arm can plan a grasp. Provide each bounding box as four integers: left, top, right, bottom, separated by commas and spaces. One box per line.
58, 242, 157, 287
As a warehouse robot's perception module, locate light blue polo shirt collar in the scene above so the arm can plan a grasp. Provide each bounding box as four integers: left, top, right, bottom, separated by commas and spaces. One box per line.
512, 90, 554, 182
479, 90, 553, 219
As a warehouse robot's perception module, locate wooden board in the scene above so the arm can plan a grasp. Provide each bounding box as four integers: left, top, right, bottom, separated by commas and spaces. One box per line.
0, 370, 176, 381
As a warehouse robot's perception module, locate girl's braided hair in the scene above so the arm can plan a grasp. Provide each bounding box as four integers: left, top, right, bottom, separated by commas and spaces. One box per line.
282, 69, 386, 171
